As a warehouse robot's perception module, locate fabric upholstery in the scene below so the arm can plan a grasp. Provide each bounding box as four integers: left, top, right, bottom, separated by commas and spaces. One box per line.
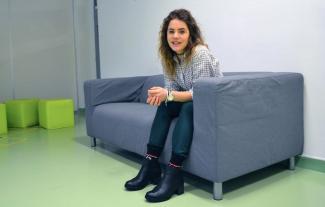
84, 72, 304, 183
138, 75, 164, 103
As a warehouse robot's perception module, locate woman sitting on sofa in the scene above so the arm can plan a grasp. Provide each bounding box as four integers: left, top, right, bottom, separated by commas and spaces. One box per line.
124, 8, 223, 202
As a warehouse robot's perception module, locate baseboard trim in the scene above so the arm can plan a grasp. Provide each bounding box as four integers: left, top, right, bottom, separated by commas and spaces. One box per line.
296, 156, 325, 173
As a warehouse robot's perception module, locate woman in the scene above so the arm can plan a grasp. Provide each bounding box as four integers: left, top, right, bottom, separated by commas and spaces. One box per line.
124, 9, 223, 202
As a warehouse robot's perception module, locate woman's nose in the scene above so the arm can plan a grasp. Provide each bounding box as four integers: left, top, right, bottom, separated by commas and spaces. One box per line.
172, 32, 179, 38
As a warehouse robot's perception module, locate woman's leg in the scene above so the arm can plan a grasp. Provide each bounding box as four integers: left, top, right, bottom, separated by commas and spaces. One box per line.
125, 102, 183, 191
147, 102, 183, 156
170, 101, 194, 165
172, 102, 193, 158
145, 102, 193, 202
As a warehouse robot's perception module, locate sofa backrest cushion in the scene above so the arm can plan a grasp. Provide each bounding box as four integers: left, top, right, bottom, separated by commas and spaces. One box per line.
138, 74, 164, 103
223, 72, 271, 76
137, 72, 270, 103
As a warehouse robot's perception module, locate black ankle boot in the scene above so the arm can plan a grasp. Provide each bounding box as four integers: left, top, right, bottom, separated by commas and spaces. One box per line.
124, 158, 161, 191
145, 165, 184, 202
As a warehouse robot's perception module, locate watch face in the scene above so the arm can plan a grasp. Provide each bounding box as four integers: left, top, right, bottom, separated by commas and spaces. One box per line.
168, 92, 174, 101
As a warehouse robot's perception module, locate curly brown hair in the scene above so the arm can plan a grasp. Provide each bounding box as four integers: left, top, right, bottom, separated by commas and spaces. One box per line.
159, 9, 205, 78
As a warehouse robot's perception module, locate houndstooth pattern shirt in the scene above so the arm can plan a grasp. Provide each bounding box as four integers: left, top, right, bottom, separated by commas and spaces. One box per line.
164, 45, 223, 97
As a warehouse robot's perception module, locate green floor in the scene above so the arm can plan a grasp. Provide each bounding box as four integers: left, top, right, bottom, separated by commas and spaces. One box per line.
0, 113, 324, 207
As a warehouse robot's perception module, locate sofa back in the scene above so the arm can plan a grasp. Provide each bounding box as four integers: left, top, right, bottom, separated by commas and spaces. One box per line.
137, 72, 271, 103
138, 74, 164, 103
223, 72, 271, 76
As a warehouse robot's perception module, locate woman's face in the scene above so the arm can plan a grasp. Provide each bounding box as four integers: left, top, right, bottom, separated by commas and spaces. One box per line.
167, 19, 190, 54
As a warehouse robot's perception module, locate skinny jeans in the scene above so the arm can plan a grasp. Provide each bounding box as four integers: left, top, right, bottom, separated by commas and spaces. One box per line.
148, 101, 193, 157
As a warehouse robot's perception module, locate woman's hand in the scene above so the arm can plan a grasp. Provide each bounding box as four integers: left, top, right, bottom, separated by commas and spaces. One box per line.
147, 87, 168, 106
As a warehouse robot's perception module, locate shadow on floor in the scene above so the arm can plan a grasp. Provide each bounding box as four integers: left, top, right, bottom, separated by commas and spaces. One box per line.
74, 135, 294, 200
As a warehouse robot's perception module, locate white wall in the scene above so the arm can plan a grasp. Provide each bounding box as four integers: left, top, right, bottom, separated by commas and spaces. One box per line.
73, 0, 97, 108
97, 0, 325, 160
0, 0, 96, 109
0, 0, 12, 102
0, 0, 76, 105
98, 0, 167, 77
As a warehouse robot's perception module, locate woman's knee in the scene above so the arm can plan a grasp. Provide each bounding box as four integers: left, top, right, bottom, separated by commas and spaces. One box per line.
156, 102, 167, 113
180, 102, 193, 114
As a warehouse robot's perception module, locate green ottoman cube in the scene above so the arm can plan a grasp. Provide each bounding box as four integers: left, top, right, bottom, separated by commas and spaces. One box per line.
5, 99, 39, 128
0, 104, 8, 134
39, 99, 74, 129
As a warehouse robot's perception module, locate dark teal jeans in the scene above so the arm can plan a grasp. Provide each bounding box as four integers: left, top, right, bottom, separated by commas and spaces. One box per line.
148, 101, 193, 157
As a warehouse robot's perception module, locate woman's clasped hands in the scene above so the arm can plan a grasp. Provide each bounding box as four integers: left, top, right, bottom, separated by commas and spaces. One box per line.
147, 87, 168, 106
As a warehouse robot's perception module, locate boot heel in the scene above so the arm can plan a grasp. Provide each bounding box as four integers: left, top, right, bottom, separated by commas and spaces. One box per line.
175, 184, 184, 195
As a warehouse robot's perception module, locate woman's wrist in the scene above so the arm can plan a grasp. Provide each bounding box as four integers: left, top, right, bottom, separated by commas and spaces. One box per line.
164, 88, 168, 100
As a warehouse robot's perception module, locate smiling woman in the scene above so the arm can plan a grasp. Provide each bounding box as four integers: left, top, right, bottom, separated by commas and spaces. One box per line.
124, 9, 223, 203
167, 19, 190, 54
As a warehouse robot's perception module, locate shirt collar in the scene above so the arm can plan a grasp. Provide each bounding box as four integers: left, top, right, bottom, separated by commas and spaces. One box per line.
173, 53, 186, 64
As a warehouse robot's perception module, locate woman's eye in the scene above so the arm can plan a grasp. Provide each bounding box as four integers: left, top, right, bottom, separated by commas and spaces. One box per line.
168, 30, 174, 34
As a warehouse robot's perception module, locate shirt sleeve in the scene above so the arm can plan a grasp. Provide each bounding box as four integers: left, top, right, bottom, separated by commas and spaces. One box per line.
164, 73, 181, 91
190, 48, 223, 97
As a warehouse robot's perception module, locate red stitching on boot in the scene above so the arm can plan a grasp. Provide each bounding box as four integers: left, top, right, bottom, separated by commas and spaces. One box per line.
145, 154, 158, 160
168, 162, 182, 168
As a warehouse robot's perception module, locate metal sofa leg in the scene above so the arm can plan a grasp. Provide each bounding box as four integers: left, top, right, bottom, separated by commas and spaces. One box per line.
289, 156, 295, 170
91, 137, 97, 147
213, 182, 223, 200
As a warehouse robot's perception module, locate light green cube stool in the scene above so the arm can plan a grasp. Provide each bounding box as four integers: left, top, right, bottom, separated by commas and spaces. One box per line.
5, 99, 39, 128
39, 99, 74, 129
0, 104, 8, 134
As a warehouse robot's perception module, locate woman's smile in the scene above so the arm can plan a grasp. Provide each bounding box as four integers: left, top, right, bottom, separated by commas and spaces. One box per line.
167, 19, 190, 54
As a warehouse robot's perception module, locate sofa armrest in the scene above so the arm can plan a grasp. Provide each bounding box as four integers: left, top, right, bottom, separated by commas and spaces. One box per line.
191, 72, 304, 182
84, 76, 149, 107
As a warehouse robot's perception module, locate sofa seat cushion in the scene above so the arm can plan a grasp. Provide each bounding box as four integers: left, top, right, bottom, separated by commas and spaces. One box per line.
92, 102, 158, 154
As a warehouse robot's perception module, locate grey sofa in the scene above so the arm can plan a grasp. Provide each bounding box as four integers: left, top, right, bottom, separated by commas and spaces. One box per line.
84, 72, 304, 200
